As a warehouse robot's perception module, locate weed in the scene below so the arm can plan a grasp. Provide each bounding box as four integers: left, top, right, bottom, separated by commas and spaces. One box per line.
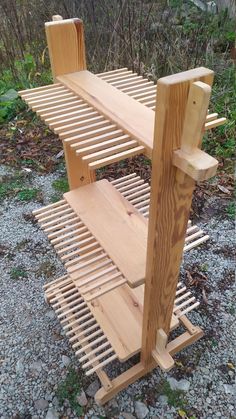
56, 368, 83, 416
10, 267, 27, 280
52, 177, 69, 194
160, 381, 186, 409
50, 193, 63, 204
227, 202, 235, 219
17, 188, 39, 201
0, 174, 26, 201
37, 260, 56, 278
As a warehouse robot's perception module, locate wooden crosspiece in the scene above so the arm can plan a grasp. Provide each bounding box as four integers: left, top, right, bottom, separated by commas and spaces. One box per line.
20, 16, 226, 405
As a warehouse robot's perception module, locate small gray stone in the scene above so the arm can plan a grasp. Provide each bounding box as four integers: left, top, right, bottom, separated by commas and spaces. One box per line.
86, 379, 100, 397
167, 377, 190, 392
15, 359, 24, 374
35, 398, 49, 410
121, 413, 136, 419
61, 355, 71, 367
223, 384, 235, 395
76, 389, 88, 407
134, 401, 149, 419
46, 310, 56, 320
30, 360, 42, 373
158, 395, 168, 404
45, 408, 59, 419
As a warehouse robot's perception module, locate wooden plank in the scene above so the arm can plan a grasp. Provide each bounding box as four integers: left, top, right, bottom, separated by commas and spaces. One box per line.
64, 180, 148, 287
141, 68, 214, 367
45, 18, 86, 80
57, 70, 154, 157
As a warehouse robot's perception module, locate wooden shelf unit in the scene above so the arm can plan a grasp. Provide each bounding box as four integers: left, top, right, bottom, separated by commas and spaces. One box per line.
19, 16, 226, 404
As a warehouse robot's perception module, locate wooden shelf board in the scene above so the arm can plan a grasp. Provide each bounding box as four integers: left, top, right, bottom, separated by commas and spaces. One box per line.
64, 180, 148, 288
57, 70, 155, 157
87, 283, 179, 362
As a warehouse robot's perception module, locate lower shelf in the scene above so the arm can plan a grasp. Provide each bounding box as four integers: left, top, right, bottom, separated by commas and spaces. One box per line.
34, 173, 204, 369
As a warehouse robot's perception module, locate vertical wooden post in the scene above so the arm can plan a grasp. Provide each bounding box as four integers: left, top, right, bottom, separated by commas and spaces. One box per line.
141, 68, 214, 367
45, 17, 96, 190
45, 17, 86, 80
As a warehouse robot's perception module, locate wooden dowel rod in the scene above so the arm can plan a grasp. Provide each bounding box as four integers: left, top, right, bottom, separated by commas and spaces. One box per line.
85, 354, 117, 376
82, 347, 114, 369
19, 83, 62, 95
174, 296, 196, 312
79, 341, 111, 362
111, 173, 137, 184
85, 278, 126, 301
174, 291, 191, 304
33, 199, 66, 215
81, 271, 121, 294
47, 221, 83, 239
177, 302, 200, 317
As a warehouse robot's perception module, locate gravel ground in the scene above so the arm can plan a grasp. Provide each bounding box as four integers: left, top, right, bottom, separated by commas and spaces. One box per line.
0, 165, 235, 419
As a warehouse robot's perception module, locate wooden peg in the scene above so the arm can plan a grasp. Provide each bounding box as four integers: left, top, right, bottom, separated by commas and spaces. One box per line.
152, 329, 175, 372
173, 81, 218, 181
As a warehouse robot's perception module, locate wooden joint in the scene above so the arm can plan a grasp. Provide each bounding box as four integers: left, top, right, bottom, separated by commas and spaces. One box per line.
173, 148, 218, 181
151, 329, 175, 372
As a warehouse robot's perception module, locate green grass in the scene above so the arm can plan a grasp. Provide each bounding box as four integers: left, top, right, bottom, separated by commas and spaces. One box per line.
0, 175, 26, 200
160, 380, 186, 409
204, 65, 236, 161
56, 368, 83, 416
227, 202, 235, 219
17, 188, 39, 201
52, 177, 69, 194
10, 267, 27, 280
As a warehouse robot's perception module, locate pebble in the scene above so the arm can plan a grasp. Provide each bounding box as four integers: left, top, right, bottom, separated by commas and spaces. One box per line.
61, 355, 71, 367
86, 380, 100, 397
34, 399, 49, 410
121, 413, 136, 419
167, 377, 190, 392
76, 389, 88, 407
45, 408, 59, 419
134, 401, 149, 419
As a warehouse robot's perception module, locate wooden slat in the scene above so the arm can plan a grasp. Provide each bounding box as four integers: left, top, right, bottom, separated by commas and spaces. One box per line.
64, 180, 148, 288
88, 146, 144, 170
57, 70, 155, 157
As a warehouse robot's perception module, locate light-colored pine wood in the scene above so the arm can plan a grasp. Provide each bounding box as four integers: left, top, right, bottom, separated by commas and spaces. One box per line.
64, 179, 148, 287
141, 68, 214, 368
57, 70, 154, 158
45, 18, 86, 80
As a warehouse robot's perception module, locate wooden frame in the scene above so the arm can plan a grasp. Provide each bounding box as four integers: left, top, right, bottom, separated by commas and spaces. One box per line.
18, 16, 227, 406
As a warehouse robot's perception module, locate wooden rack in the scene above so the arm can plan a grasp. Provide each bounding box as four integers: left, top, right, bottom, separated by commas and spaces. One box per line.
19, 16, 226, 404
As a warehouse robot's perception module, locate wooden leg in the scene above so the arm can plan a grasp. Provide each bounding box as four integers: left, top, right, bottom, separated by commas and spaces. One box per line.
95, 325, 203, 405
95, 361, 155, 405
63, 141, 95, 190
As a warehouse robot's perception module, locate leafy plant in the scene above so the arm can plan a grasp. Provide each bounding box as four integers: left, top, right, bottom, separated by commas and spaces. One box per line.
52, 177, 69, 194
10, 267, 27, 279
160, 381, 186, 409
56, 368, 83, 416
227, 202, 235, 219
17, 188, 39, 201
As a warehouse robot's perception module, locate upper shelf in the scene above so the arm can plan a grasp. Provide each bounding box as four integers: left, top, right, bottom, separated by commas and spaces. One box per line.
57, 70, 155, 157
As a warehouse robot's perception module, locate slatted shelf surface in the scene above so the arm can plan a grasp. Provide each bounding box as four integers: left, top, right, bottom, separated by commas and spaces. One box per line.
44, 275, 117, 375
34, 173, 209, 301
19, 69, 226, 170
34, 174, 207, 365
